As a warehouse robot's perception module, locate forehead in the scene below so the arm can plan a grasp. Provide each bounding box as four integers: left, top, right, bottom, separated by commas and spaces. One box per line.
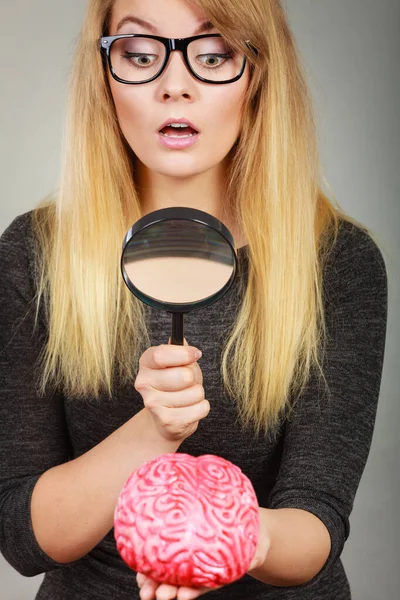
109, 0, 210, 36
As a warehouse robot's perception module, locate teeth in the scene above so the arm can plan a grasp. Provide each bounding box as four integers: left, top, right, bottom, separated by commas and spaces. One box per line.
160, 122, 198, 138
161, 132, 196, 138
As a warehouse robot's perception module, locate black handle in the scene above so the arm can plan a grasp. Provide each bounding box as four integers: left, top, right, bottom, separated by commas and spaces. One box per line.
170, 312, 184, 345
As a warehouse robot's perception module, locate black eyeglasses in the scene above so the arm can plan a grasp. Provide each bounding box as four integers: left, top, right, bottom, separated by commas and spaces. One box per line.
99, 33, 249, 85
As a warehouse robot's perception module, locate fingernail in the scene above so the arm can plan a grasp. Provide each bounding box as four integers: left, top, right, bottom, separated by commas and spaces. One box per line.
194, 350, 202, 360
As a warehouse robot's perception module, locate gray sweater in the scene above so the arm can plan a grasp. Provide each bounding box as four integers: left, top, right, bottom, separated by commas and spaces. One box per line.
0, 211, 388, 599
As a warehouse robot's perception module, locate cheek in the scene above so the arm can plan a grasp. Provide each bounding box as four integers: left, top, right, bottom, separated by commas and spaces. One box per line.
115, 98, 143, 131
205, 65, 249, 145
205, 86, 247, 145
109, 81, 151, 143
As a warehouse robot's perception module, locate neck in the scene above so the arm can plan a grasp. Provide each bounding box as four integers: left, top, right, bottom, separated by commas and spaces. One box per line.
133, 160, 248, 249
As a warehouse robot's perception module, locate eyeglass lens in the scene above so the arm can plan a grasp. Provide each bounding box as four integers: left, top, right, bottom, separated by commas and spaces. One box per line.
109, 37, 244, 82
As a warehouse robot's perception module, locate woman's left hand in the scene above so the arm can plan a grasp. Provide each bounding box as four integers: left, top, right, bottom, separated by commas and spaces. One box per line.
136, 572, 221, 600
136, 508, 271, 599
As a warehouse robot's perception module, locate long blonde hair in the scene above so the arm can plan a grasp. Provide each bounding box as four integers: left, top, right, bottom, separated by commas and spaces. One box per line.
32, 0, 367, 437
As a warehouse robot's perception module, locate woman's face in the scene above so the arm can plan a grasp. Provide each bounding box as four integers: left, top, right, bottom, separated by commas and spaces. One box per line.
107, 0, 250, 180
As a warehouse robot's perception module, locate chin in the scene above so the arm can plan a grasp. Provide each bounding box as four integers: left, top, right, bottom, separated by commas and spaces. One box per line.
156, 167, 205, 179
149, 158, 213, 179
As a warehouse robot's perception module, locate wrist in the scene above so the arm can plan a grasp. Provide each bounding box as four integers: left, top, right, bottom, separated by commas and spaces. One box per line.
247, 507, 273, 575
246, 507, 331, 587
134, 408, 182, 454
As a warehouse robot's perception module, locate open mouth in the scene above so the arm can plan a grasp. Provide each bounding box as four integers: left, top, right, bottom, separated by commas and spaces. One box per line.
159, 124, 199, 138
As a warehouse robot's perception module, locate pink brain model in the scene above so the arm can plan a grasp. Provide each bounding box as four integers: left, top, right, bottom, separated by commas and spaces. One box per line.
114, 453, 260, 588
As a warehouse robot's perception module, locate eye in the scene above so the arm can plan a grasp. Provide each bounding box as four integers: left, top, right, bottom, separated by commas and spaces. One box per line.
123, 52, 159, 68
196, 53, 232, 69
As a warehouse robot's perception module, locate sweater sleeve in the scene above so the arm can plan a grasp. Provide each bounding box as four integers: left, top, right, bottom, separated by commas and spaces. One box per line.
267, 221, 388, 588
0, 212, 74, 577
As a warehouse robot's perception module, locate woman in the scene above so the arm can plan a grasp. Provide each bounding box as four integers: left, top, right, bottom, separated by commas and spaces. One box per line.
0, 0, 388, 599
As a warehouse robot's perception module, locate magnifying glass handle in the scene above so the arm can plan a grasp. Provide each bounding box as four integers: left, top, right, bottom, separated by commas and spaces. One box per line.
170, 312, 184, 345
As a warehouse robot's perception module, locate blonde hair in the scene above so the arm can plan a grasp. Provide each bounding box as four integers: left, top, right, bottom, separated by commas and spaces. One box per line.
32, 0, 369, 437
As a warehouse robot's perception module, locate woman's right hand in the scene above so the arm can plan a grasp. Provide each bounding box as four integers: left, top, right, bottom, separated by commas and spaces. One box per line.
134, 339, 210, 443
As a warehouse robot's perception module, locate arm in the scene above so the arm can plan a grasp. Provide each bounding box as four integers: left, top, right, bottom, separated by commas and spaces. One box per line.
248, 222, 388, 587
0, 213, 180, 576
31, 409, 180, 565
248, 507, 330, 586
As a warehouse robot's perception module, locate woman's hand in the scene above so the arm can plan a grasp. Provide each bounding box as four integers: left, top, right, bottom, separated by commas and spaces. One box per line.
136, 508, 271, 599
136, 573, 222, 600
135, 338, 209, 444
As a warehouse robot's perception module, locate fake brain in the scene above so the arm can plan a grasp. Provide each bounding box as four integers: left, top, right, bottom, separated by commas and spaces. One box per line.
114, 453, 260, 588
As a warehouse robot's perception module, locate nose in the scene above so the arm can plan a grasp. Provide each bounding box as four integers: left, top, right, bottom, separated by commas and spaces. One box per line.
157, 50, 197, 101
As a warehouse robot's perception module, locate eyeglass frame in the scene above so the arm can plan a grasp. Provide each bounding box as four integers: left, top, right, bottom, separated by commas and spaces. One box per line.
99, 33, 251, 85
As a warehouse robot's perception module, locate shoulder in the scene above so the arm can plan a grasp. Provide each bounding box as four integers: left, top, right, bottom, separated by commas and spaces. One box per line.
0, 210, 34, 265
0, 209, 37, 253
0, 206, 52, 254
325, 217, 387, 285
0, 209, 47, 301
323, 217, 388, 325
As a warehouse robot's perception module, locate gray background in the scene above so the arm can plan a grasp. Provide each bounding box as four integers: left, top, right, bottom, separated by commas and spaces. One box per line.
0, 1, 399, 598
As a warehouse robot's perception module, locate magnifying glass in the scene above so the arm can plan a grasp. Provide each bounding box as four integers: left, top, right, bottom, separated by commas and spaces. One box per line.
121, 207, 238, 345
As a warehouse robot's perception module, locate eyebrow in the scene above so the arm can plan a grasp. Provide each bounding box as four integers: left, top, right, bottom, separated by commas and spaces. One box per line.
116, 16, 216, 35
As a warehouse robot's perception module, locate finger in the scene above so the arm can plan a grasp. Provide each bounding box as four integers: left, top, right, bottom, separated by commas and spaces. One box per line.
158, 396, 211, 424
136, 572, 146, 588
140, 364, 201, 393
184, 363, 203, 387
167, 337, 202, 384
142, 344, 200, 370
192, 361, 203, 385
177, 586, 219, 600
139, 577, 159, 600
154, 583, 180, 600
148, 385, 207, 411
168, 338, 201, 362
181, 339, 203, 385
